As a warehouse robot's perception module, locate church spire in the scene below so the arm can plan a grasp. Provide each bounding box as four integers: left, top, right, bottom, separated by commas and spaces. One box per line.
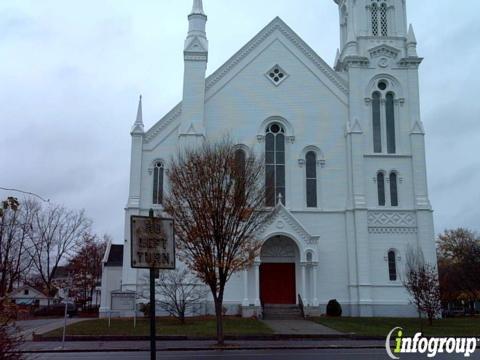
131, 95, 144, 135
191, 0, 205, 15
179, 0, 208, 147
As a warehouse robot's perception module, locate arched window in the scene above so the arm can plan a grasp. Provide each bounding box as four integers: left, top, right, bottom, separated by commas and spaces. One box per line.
390, 172, 398, 207
371, 3, 378, 36
386, 92, 396, 154
380, 3, 388, 36
234, 148, 246, 204
388, 250, 397, 281
265, 123, 286, 206
305, 151, 317, 208
372, 92, 382, 153
153, 161, 164, 205
377, 172, 386, 206
371, 0, 389, 37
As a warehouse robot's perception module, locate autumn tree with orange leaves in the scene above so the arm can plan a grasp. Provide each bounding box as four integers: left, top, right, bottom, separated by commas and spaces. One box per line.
164, 138, 273, 345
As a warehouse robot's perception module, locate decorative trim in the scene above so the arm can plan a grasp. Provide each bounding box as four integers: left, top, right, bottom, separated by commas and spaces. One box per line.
368, 211, 416, 227
368, 44, 400, 59
145, 103, 182, 143
369, 227, 417, 234
258, 202, 320, 245
204, 17, 348, 95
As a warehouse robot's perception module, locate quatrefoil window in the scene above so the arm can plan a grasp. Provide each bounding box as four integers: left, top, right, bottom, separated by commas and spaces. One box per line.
266, 65, 288, 86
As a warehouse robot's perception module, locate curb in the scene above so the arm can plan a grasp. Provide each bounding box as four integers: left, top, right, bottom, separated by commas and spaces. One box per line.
19, 345, 387, 354
33, 334, 385, 342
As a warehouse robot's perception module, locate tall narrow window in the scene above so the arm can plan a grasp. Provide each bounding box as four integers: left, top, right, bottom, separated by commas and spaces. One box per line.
386, 92, 396, 154
153, 161, 164, 205
372, 92, 382, 153
377, 172, 386, 206
371, 3, 378, 36
305, 151, 317, 208
380, 3, 388, 36
390, 172, 398, 207
234, 149, 246, 204
265, 124, 286, 206
388, 250, 397, 281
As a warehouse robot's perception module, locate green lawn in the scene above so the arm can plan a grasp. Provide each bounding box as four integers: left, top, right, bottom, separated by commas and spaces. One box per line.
44, 316, 273, 337
313, 317, 480, 337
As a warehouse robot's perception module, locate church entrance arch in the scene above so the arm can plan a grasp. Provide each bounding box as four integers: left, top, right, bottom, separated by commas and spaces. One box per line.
259, 235, 299, 305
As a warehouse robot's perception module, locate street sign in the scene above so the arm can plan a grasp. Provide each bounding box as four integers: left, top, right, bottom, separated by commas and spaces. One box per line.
130, 216, 175, 269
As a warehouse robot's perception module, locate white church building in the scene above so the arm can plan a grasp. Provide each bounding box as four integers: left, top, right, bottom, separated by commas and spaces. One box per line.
100, 0, 437, 318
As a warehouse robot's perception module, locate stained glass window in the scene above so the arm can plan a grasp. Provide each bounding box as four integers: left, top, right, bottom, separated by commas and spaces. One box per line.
265, 123, 286, 206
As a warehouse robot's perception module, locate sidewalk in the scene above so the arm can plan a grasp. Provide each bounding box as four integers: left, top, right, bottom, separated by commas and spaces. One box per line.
262, 319, 343, 335
20, 339, 388, 353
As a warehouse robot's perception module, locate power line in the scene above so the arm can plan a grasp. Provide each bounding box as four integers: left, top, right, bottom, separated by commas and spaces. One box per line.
0, 187, 50, 202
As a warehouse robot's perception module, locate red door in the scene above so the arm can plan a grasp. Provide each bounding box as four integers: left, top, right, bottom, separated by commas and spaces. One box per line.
260, 263, 296, 304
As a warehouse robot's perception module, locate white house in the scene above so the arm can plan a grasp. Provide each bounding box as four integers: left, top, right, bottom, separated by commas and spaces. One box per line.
9, 285, 51, 307
101, 0, 437, 318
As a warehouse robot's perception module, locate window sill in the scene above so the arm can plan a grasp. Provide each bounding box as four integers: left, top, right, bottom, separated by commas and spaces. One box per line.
364, 153, 412, 158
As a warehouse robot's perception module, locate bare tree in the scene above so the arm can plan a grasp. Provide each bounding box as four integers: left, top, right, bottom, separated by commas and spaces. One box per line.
27, 203, 91, 303
141, 269, 208, 324
404, 245, 441, 326
164, 138, 273, 344
0, 197, 38, 297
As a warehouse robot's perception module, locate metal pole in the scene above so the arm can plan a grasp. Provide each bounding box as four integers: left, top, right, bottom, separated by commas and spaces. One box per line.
62, 301, 68, 349
149, 208, 156, 360
150, 268, 156, 360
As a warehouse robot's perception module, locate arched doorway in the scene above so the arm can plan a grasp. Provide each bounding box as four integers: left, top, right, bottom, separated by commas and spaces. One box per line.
260, 236, 299, 305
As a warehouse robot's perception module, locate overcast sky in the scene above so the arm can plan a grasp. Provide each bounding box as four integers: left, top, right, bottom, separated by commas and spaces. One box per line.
1, 0, 479, 243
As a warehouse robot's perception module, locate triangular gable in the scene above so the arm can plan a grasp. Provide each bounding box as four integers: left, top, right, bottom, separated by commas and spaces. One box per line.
145, 17, 348, 144
10, 286, 49, 299
205, 17, 348, 95
258, 202, 320, 245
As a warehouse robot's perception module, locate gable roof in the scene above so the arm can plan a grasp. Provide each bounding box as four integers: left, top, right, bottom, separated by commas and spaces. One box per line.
145, 17, 347, 143
9, 285, 49, 299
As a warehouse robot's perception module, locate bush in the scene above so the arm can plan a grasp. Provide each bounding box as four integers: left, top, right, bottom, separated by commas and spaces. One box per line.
326, 299, 342, 317
140, 303, 150, 317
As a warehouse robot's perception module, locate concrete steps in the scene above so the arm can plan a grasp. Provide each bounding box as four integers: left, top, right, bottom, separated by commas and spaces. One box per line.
263, 304, 303, 320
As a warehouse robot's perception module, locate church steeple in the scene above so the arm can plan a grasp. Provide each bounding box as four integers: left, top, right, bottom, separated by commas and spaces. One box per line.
131, 95, 144, 135
179, 0, 209, 147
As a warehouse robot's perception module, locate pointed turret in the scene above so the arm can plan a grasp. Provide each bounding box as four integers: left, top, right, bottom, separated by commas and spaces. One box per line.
406, 24, 418, 57
131, 95, 144, 135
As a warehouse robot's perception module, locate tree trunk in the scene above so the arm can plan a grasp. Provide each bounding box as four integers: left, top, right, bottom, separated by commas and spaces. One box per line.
214, 299, 224, 345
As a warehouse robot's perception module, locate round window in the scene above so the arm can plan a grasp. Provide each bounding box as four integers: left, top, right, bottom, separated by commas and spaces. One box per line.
378, 80, 388, 91
270, 124, 280, 133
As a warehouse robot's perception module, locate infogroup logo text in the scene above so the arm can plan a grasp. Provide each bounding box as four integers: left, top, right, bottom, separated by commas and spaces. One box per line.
385, 327, 478, 359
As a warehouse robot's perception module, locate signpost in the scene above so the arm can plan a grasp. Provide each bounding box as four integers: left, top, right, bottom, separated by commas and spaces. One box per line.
131, 211, 175, 360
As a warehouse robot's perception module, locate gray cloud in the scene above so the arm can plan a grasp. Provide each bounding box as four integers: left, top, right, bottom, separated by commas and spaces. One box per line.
1, 0, 479, 241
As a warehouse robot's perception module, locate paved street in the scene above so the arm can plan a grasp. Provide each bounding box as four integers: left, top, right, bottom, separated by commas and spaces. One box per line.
24, 349, 480, 360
